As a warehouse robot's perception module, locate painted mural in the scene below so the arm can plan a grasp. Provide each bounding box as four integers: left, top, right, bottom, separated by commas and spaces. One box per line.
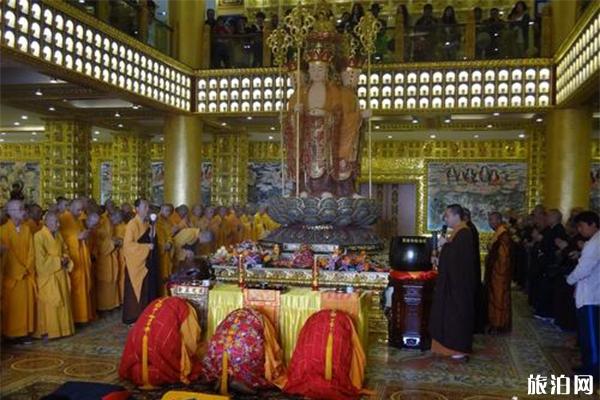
100, 162, 113, 205
201, 162, 212, 206
591, 163, 600, 213
0, 162, 40, 204
247, 162, 293, 205
427, 162, 528, 232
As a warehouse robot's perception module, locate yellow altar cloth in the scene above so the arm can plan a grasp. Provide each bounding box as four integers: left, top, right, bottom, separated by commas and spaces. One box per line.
205, 284, 370, 363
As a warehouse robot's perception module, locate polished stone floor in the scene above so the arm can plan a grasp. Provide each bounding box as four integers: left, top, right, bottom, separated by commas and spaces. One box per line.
1, 290, 596, 400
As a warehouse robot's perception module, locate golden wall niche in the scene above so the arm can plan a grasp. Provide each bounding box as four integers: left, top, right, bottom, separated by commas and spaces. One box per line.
211, 132, 249, 205
91, 143, 112, 201
111, 134, 151, 204
42, 120, 92, 205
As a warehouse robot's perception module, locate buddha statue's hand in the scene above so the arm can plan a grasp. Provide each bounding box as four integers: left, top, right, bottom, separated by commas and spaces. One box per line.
361, 109, 373, 119
309, 108, 326, 116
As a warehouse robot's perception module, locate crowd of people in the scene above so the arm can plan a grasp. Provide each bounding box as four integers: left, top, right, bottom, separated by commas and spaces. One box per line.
206, 1, 539, 68
430, 203, 599, 380
0, 194, 280, 343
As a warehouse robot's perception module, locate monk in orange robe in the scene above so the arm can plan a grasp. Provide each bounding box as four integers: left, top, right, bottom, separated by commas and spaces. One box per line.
59, 199, 96, 324
25, 203, 43, 234
113, 211, 127, 304
203, 308, 286, 395
253, 206, 280, 240
122, 199, 159, 324
190, 204, 204, 228
222, 208, 242, 247
0, 200, 36, 339
92, 210, 120, 311
119, 297, 204, 388
33, 212, 75, 339
284, 309, 367, 400
211, 207, 226, 251
484, 212, 514, 333
156, 204, 175, 295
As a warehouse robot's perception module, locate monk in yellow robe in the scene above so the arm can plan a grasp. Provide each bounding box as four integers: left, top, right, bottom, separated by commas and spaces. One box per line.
190, 204, 204, 228
33, 212, 75, 339
157, 204, 175, 295
122, 199, 159, 324
59, 199, 96, 324
92, 210, 121, 311
113, 211, 127, 304
212, 207, 227, 250
253, 206, 280, 240
25, 204, 44, 234
0, 200, 36, 339
172, 205, 192, 235
55, 196, 69, 215
484, 212, 514, 334
222, 208, 242, 247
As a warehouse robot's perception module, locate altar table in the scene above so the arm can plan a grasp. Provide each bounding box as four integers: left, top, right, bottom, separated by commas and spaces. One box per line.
204, 284, 370, 362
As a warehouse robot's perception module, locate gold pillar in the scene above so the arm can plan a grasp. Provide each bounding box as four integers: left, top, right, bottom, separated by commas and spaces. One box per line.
111, 132, 151, 205
544, 108, 592, 215
211, 131, 249, 206
43, 120, 91, 204
164, 115, 203, 206
393, 12, 405, 62
170, 0, 205, 68
550, 0, 579, 53
464, 11, 475, 60
96, 0, 110, 23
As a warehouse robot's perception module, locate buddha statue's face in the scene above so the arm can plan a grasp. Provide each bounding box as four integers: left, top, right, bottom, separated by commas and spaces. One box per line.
341, 68, 360, 88
309, 62, 328, 83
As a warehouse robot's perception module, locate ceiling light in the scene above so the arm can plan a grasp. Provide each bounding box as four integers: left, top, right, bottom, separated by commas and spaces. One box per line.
387, 135, 392, 139
93, 137, 98, 142
487, 124, 493, 128
518, 133, 526, 138
221, 122, 227, 126
48, 107, 55, 111
160, 11, 167, 16
30, 138, 35, 142
114, 112, 121, 117
270, 126, 276, 131
35, 89, 43, 96
429, 134, 436, 139
14, 122, 20, 126
412, 119, 419, 124
94, 130, 100, 135
0, 139, 4, 142
444, 118, 451, 123
117, 123, 123, 128
246, 116, 253, 120
132, 105, 140, 110
50, 78, 58, 84
21, 115, 28, 120
78, 0, 85, 3
375, 125, 380, 130
492, 112, 500, 116
268, 135, 274, 140
536, 117, 543, 122
31, 132, 37, 136
474, 134, 480, 138
1, 132, 6, 135
159, 136, 164, 141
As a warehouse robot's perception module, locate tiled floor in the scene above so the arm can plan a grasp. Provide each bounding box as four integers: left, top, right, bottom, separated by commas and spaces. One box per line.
1, 290, 596, 399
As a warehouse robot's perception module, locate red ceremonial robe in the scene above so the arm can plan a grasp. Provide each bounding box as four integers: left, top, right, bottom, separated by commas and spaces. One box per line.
119, 297, 204, 389
284, 309, 367, 400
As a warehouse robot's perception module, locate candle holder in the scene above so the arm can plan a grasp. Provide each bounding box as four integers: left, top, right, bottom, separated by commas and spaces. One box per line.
238, 251, 247, 288
312, 255, 319, 291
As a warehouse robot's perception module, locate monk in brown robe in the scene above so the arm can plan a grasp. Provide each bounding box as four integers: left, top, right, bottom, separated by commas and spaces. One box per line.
60, 199, 96, 324
429, 204, 475, 361
122, 199, 159, 324
156, 204, 175, 295
0, 200, 36, 339
484, 212, 513, 334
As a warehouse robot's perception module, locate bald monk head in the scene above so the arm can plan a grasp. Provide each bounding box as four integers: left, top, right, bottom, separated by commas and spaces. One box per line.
121, 203, 133, 215
86, 212, 101, 230
134, 198, 150, 220
204, 207, 215, 219
69, 199, 85, 219
27, 203, 43, 223
104, 199, 117, 215
110, 210, 124, 226
218, 206, 228, 218
175, 205, 189, 219
192, 204, 204, 218
5, 200, 27, 226
160, 203, 174, 218
44, 211, 61, 234
56, 197, 69, 213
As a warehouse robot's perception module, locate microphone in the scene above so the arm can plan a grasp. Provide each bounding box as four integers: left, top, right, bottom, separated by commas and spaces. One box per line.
440, 224, 448, 237
149, 213, 158, 224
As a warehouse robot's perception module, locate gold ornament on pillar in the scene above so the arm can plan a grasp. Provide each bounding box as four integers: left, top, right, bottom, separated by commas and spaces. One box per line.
355, 12, 381, 199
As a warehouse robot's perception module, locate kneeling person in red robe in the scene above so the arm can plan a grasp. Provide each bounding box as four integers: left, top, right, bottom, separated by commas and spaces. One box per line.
119, 297, 204, 389
284, 309, 368, 400
203, 308, 286, 395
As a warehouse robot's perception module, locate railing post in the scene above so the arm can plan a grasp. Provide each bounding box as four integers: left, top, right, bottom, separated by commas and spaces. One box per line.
464, 11, 475, 60
263, 26, 272, 67
541, 5, 552, 57
394, 12, 404, 62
